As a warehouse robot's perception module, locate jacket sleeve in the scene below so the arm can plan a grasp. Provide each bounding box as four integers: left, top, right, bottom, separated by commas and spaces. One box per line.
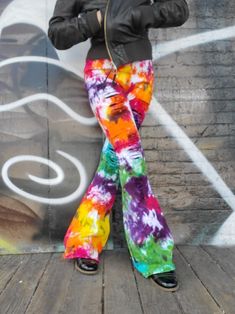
48, 0, 101, 50
135, 0, 189, 29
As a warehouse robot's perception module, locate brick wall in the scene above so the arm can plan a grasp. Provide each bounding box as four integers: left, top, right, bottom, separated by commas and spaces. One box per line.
113, 0, 235, 247
0, 0, 234, 254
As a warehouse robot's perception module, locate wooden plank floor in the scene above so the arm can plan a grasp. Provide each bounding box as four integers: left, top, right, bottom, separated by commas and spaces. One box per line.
0, 245, 234, 314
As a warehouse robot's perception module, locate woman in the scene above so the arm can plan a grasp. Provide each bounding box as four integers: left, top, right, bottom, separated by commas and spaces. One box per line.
48, 0, 189, 291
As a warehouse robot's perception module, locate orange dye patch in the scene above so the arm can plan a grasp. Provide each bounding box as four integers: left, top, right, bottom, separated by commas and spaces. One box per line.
102, 116, 138, 147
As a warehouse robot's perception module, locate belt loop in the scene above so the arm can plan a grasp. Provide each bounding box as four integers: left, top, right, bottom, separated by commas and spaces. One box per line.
111, 62, 117, 85
112, 73, 117, 85
102, 67, 113, 86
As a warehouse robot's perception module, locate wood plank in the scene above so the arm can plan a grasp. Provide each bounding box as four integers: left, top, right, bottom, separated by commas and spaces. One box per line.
201, 245, 235, 280
0, 247, 234, 314
0, 253, 51, 314
25, 253, 73, 314
0, 254, 30, 293
174, 247, 222, 314
178, 245, 235, 314
59, 255, 103, 314
104, 250, 143, 314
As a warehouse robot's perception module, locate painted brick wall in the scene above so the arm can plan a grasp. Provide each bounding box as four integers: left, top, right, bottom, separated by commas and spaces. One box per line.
0, 0, 234, 254
113, 0, 235, 247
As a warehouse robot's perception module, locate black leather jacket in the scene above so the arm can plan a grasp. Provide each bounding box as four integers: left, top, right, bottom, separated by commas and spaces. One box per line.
48, 0, 189, 69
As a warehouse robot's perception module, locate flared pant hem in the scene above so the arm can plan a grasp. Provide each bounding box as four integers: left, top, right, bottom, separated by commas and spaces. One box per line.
62, 248, 100, 263
131, 257, 176, 278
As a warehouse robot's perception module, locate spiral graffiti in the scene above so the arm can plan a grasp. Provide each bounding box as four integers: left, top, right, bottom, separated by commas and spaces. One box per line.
1, 150, 88, 205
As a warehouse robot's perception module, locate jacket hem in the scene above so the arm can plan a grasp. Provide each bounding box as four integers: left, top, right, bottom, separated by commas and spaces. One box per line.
112, 37, 153, 68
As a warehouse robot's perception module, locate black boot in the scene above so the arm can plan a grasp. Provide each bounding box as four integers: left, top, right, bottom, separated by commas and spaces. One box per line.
150, 270, 179, 291
75, 258, 99, 274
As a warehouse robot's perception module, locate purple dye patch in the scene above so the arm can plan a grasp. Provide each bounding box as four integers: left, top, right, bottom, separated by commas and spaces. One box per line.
123, 176, 172, 245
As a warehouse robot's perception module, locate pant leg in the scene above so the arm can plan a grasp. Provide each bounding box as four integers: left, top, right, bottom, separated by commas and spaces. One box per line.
62, 59, 151, 261
82, 59, 176, 277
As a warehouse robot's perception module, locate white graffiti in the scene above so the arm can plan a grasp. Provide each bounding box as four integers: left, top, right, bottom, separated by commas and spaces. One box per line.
0, 0, 235, 245
153, 25, 235, 60
149, 100, 235, 211
0, 0, 89, 76
0, 56, 84, 79
0, 92, 97, 126
1, 150, 87, 205
209, 212, 235, 246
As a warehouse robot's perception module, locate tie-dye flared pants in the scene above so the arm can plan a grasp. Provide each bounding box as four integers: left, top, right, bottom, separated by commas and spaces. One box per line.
63, 58, 176, 278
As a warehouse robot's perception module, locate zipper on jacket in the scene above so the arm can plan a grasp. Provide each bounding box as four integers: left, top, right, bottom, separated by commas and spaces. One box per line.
104, 0, 117, 72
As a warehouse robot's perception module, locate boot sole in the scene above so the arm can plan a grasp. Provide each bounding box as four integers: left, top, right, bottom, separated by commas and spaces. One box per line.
150, 276, 179, 291
75, 259, 99, 275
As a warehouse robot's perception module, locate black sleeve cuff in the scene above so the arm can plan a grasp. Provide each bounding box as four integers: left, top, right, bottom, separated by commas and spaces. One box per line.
86, 10, 101, 36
